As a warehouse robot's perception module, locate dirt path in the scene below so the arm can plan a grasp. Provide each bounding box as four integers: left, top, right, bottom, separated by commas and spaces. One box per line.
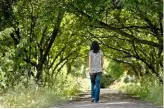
55, 88, 161, 108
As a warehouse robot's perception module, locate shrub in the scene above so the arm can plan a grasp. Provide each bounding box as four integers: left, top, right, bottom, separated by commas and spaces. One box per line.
0, 73, 83, 108
118, 75, 163, 106
101, 74, 114, 88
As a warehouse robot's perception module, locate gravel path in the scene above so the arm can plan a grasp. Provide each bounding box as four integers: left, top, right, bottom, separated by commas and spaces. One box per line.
55, 88, 161, 108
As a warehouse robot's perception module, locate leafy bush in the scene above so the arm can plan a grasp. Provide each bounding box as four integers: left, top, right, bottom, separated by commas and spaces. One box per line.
118, 75, 163, 106
100, 60, 124, 88
146, 85, 163, 106
101, 74, 114, 88
0, 85, 65, 108
107, 60, 124, 80
0, 73, 82, 108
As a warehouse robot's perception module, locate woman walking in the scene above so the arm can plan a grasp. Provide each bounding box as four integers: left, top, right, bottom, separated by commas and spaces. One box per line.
89, 40, 104, 103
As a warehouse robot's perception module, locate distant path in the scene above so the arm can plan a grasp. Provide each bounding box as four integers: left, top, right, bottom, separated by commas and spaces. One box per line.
55, 88, 160, 108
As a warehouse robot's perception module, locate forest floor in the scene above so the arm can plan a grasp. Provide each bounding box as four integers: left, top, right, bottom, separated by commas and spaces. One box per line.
54, 88, 162, 108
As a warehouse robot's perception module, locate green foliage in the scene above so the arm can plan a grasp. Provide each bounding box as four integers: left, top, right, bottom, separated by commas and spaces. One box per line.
101, 74, 114, 88
0, 72, 82, 108
63, 85, 81, 97
0, 0, 163, 107
100, 59, 124, 88
0, 0, 162, 88
146, 85, 163, 106
107, 60, 124, 79
117, 75, 163, 106
0, 85, 64, 108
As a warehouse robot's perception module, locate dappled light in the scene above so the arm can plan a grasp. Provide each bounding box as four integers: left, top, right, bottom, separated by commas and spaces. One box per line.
0, 0, 163, 108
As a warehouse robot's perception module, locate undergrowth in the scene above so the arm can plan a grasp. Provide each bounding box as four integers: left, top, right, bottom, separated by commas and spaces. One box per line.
111, 74, 163, 107
0, 74, 83, 108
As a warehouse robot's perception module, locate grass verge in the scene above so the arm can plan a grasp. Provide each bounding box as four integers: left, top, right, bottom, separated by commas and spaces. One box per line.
110, 75, 163, 107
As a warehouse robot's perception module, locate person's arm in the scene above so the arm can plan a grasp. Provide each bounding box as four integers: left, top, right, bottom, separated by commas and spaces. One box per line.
89, 55, 91, 72
101, 55, 104, 69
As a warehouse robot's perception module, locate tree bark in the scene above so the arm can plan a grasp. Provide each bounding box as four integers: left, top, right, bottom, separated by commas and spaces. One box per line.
36, 9, 65, 82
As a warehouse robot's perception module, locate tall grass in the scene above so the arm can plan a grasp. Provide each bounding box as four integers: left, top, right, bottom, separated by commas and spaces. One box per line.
0, 85, 62, 107
111, 75, 163, 107
120, 82, 163, 106
0, 73, 83, 108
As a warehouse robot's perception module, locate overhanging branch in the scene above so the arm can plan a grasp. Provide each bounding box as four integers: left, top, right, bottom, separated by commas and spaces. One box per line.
67, 3, 161, 49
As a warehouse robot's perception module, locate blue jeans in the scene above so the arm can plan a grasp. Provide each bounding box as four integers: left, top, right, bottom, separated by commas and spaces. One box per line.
90, 72, 102, 103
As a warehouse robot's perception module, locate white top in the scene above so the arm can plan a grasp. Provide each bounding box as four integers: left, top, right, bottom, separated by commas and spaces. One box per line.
89, 50, 103, 74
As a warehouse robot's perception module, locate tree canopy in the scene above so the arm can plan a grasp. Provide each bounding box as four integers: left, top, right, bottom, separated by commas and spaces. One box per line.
0, 0, 163, 89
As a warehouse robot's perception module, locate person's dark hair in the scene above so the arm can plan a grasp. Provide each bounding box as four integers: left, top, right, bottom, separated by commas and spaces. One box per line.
90, 40, 100, 53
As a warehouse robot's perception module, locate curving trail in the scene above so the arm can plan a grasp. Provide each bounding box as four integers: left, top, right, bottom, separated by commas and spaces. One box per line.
55, 88, 159, 108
